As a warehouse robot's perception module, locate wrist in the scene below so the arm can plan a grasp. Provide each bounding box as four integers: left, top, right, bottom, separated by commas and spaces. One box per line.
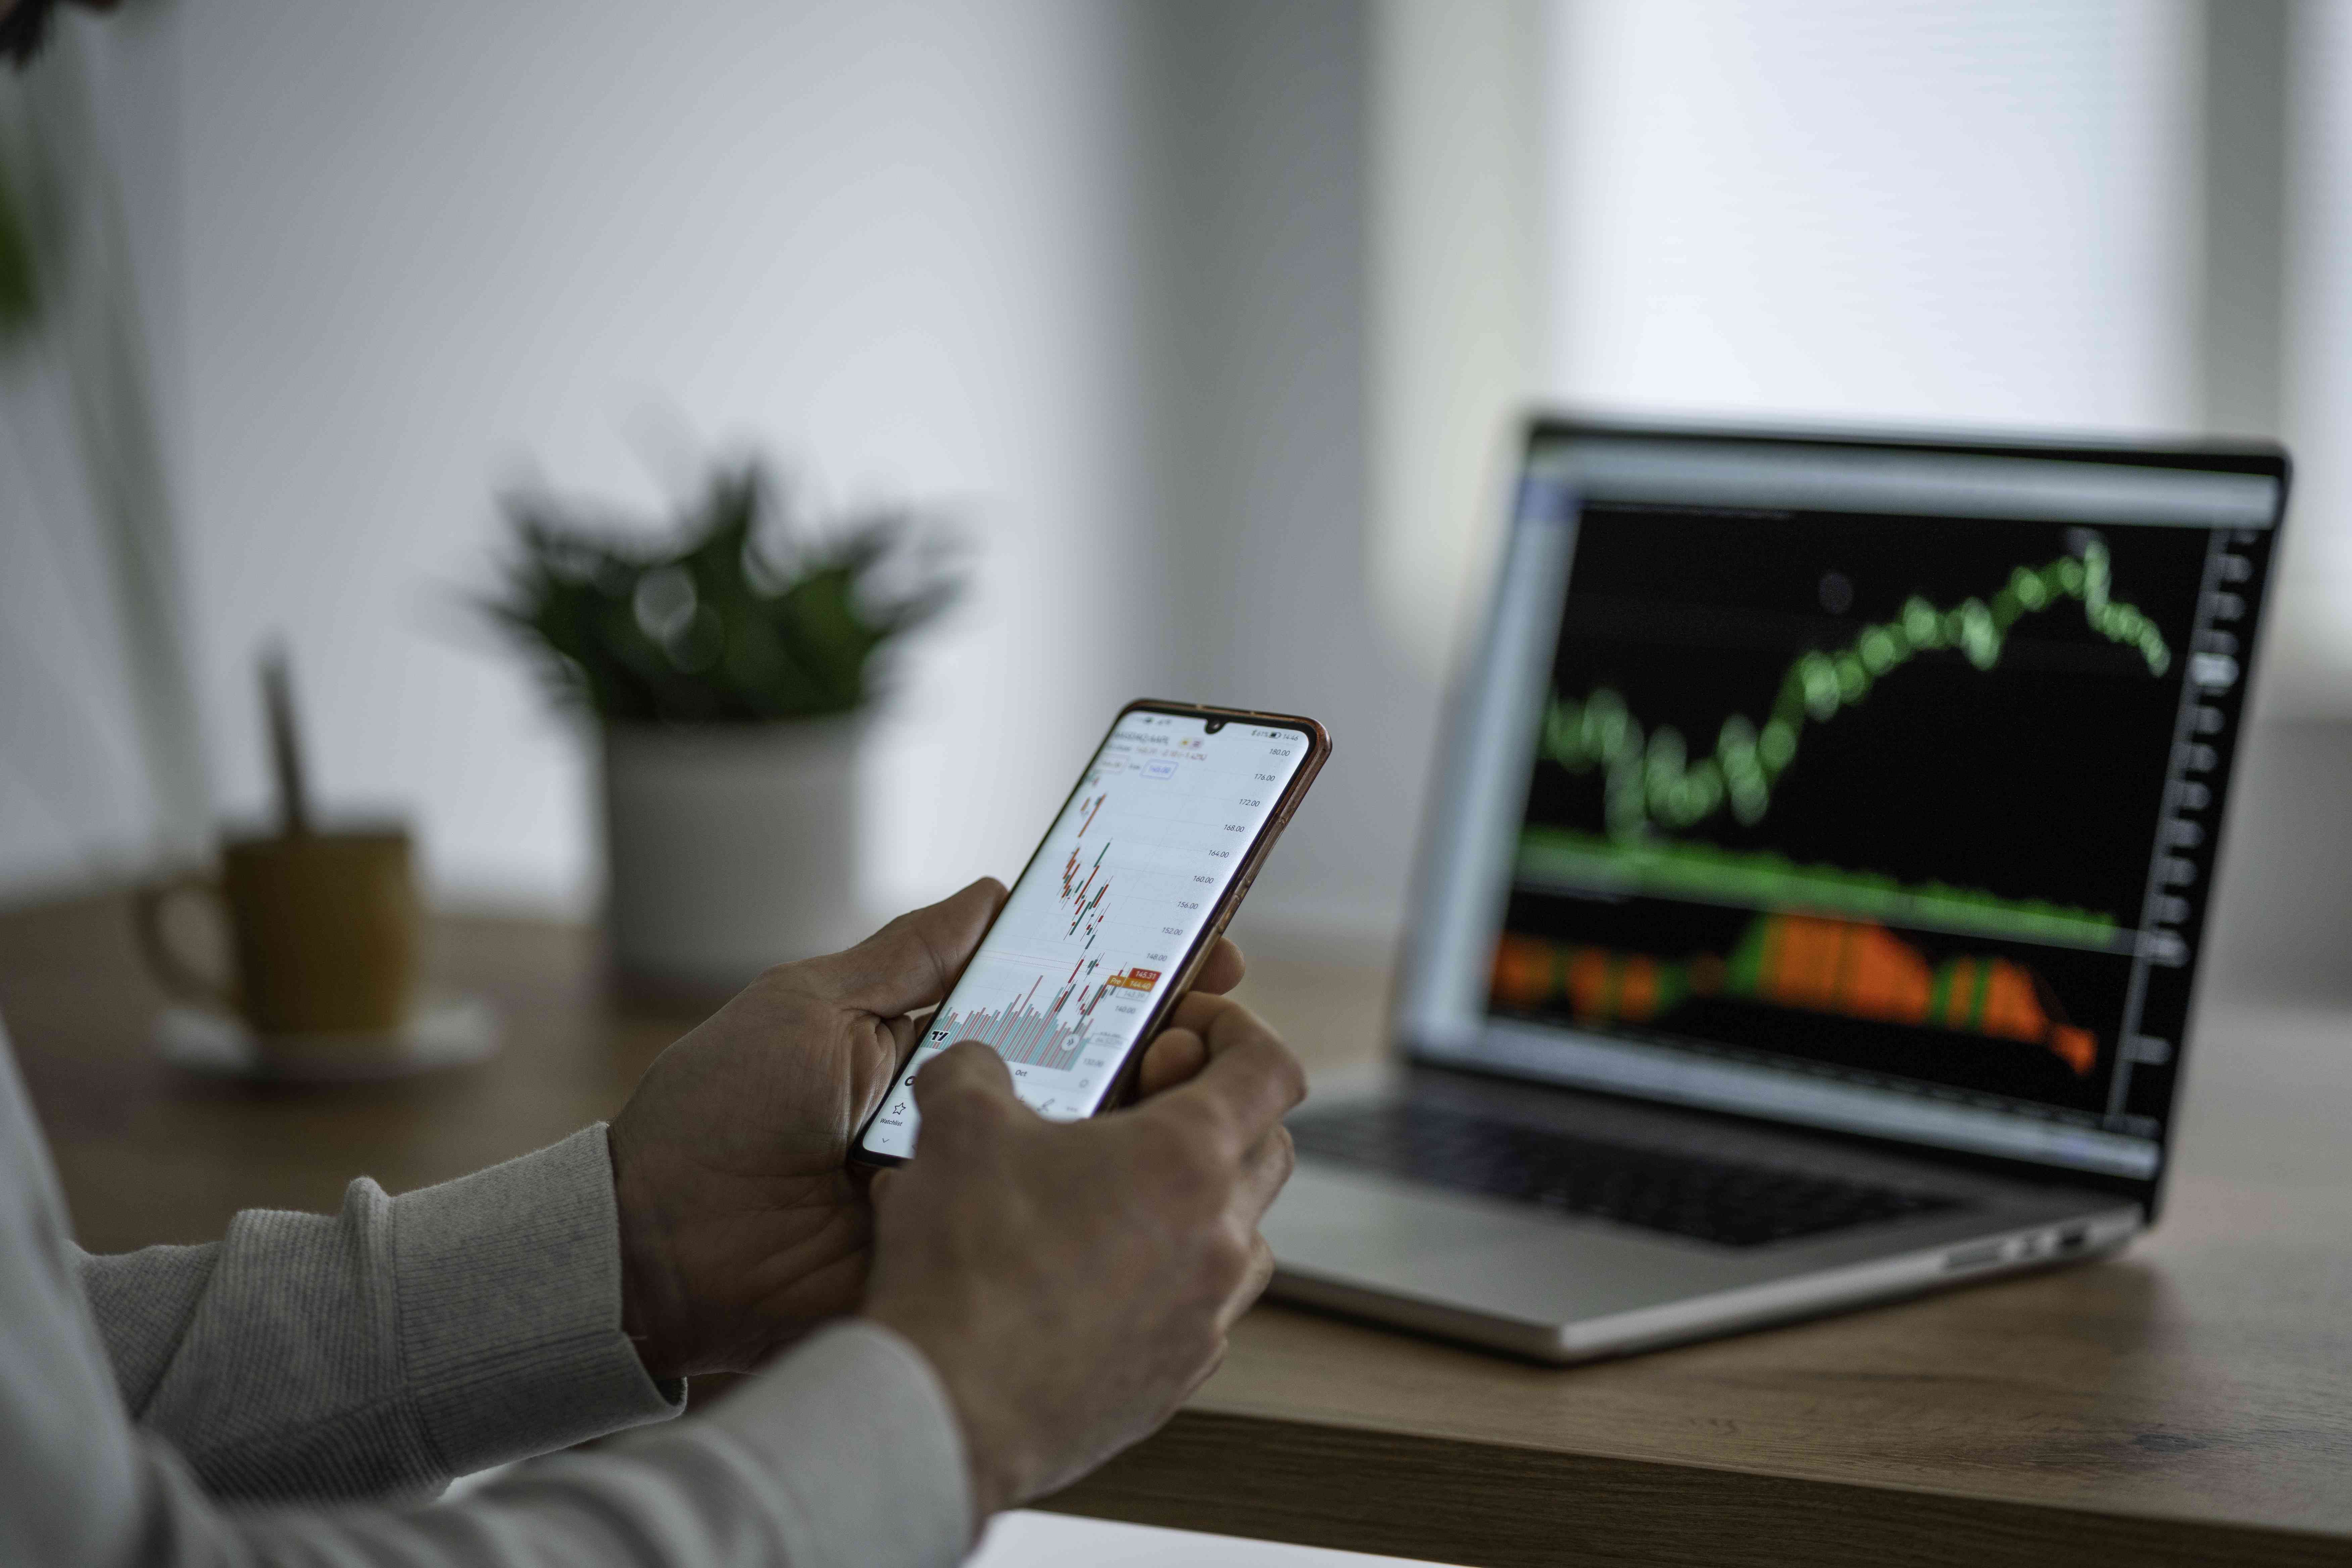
864, 1302, 1021, 1526
607, 1123, 695, 1381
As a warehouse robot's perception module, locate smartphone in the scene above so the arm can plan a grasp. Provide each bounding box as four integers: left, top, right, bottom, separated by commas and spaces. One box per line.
854, 699, 1330, 1165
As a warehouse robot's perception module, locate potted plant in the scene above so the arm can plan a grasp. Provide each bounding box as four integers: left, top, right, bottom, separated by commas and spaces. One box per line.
484, 460, 958, 996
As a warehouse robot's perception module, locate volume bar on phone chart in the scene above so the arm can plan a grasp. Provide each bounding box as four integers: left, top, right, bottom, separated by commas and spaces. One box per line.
939, 962, 1162, 1071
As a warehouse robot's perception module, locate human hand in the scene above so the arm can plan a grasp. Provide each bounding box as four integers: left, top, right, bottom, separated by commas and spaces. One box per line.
861, 991, 1306, 1523
605, 880, 1250, 1380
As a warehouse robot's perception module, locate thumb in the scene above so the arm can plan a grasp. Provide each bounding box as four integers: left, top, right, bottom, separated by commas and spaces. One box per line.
912, 1039, 1018, 1111
909, 1042, 1026, 1154
802, 878, 1007, 1017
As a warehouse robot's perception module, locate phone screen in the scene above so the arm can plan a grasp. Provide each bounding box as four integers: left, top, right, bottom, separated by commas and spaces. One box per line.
859, 708, 1315, 1159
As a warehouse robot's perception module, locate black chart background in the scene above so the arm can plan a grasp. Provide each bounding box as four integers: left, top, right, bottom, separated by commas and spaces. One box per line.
1496, 503, 2232, 1121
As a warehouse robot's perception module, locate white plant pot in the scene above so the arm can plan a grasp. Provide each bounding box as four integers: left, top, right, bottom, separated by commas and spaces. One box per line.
598, 719, 867, 994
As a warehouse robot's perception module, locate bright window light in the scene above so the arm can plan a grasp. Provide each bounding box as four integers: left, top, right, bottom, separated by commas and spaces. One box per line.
1542, 0, 2199, 432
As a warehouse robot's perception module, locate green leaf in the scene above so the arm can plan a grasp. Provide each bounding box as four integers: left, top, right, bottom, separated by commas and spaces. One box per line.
478, 458, 960, 724
0, 163, 38, 338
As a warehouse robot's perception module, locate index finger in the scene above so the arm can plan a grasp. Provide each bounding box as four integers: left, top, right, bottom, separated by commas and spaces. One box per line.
795, 878, 1005, 1016
1191, 936, 1246, 997
1144, 996, 1306, 1148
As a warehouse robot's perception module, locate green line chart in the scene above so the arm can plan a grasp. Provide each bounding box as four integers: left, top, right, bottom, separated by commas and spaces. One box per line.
1538, 540, 2173, 841
1515, 826, 2126, 950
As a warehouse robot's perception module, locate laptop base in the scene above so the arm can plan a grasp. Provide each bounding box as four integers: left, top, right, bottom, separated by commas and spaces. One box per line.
1267, 1074, 2140, 1364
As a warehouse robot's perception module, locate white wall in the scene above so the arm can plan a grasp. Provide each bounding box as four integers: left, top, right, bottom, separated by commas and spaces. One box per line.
0, 322, 155, 890
1132, 0, 1439, 953
2281, 0, 2352, 705
4, 0, 1433, 956
172, 0, 1159, 918
0, 9, 196, 895
1362, 0, 1543, 677
0, 185, 150, 895
1544, 0, 2201, 431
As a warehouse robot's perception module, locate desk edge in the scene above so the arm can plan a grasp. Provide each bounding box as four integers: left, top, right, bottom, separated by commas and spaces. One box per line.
1034, 1408, 2352, 1568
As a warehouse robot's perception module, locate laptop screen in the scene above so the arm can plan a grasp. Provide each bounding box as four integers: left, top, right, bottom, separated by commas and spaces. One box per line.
1399, 428, 2285, 1186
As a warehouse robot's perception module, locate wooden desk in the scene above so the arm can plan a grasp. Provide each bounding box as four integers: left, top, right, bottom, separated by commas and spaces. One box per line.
5, 893, 2350, 1567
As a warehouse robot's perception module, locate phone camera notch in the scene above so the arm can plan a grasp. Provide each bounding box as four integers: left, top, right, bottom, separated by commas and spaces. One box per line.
1204, 719, 1227, 734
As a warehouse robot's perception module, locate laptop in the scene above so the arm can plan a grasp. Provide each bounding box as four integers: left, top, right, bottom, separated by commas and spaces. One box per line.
1266, 416, 2289, 1362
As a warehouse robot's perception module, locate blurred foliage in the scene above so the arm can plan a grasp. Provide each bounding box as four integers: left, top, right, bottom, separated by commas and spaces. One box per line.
0, 160, 36, 337
484, 460, 961, 724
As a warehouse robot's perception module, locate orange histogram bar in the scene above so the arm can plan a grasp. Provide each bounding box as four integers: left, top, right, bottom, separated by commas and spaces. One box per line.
1491, 913, 2097, 1077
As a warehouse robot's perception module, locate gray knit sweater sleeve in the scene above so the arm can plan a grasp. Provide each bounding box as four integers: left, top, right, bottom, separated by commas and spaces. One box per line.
77, 1126, 683, 1501
2, 1019, 975, 1568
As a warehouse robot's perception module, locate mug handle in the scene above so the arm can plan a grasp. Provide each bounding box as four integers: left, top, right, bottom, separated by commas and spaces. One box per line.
133, 874, 239, 1013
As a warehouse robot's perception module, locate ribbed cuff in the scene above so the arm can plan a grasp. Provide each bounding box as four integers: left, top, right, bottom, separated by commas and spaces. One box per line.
391, 1125, 684, 1475
701, 1320, 974, 1568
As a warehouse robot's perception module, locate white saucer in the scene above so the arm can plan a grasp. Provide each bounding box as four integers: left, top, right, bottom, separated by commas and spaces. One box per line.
155, 994, 502, 1082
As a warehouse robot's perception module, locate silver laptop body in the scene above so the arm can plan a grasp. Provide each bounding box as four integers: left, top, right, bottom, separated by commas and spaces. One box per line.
1267, 418, 2288, 1363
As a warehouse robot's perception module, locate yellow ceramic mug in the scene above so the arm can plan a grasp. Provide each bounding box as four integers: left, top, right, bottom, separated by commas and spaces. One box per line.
135, 829, 419, 1038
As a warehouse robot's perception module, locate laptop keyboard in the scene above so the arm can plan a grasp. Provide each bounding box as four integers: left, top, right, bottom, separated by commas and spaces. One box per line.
1288, 1100, 1967, 1248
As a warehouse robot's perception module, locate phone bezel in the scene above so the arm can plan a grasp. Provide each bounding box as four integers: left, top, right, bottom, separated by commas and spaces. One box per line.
850, 697, 1332, 1167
